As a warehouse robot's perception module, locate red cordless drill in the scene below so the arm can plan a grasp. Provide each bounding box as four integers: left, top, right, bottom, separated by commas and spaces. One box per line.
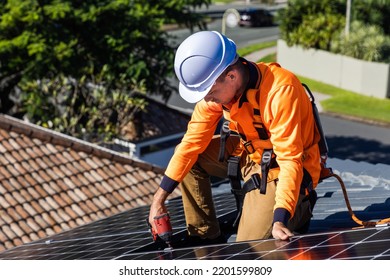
148, 213, 173, 248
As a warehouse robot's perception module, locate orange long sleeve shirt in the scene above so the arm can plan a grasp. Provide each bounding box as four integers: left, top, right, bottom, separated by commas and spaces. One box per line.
161, 61, 321, 224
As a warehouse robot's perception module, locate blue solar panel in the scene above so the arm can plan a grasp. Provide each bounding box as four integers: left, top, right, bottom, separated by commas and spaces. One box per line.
0, 189, 389, 260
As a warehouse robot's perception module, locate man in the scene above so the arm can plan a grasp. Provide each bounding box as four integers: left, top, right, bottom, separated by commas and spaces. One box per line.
148, 31, 321, 243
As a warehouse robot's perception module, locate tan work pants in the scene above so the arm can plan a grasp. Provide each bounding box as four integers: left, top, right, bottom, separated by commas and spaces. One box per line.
180, 135, 312, 242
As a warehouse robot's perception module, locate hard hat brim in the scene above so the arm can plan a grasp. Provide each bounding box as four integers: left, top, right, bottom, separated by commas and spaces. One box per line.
179, 82, 212, 103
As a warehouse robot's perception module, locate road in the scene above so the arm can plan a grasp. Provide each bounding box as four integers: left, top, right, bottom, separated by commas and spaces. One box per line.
169, 18, 280, 49
321, 114, 390, 165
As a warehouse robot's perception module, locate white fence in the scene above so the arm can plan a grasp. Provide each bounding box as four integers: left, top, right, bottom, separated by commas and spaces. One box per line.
277, 39, 390, 99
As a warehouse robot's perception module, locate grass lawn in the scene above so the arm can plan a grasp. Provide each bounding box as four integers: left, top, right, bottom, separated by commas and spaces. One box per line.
238, 42, 390, 126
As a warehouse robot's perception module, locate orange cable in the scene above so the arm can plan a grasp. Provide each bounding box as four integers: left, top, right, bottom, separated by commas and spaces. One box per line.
330, 173, 390, 227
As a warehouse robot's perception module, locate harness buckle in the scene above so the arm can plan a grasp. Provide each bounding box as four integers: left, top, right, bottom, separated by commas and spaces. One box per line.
243, 141, 255, 154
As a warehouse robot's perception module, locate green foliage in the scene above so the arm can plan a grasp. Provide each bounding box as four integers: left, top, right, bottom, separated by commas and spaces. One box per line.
20, 68, 148, 142
331, 21, 390, 62
288, 13, 344, 51
278, 0, 390, 62
0, 0, 211, 141
278, 0, 345, 50
352, 0, 390, 36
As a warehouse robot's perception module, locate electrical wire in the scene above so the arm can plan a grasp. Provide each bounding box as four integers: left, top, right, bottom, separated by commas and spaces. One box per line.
330, 173, 390, 227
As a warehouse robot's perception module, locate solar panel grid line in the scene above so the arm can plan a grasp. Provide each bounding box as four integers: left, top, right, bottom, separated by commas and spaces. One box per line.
145, 226, 390, 260
0, 188, 389, 260
287, 232, 343, 260
222, 242, 264, 260
375, 246, 390, 260
327, 229, 377, 259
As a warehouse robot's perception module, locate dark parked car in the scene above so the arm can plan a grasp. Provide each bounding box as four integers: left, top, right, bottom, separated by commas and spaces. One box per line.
239, 8, 273, 27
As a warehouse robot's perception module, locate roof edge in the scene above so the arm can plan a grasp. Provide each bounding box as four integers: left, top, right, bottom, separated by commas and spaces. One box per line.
0, 113, 166, 174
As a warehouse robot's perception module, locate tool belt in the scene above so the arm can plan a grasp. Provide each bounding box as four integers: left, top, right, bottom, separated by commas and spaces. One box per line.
219, 119, 316, 227
219, 119, 280, 227
227, 156, 315, 227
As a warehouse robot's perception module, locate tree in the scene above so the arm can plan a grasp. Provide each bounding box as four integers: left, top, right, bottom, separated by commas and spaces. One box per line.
331, 21, 390, 62
0, 0, 211, 141
277, 0, 345, 50
277, 0, 390, 62
352, 0, 390, 36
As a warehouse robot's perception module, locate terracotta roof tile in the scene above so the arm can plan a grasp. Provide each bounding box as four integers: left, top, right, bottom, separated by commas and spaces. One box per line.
10, 223, 25, 239
81, 185, 99, 198
30, 201, 45, 215
66, 205, 83, 219
41, 213, 56, 227
25, 218, 40, 232
4, 193, 18, 207
23, 203, 37, 217
2, 180, 14, 192
35, 185, 49, 198
0, 197, 10, 209
98, 180, 114, 193
11, 151, 24, 162
48, 211, 64, 225
11, 191, 25, 205
37, 198, 53, 212
58, 192, 73, 206
26, 187, 40, 201
0, 141, 13, 153
0, 114, 182, 252
2, 226, 17, 241
48, 181, 62, 194
52, 194, 67, 208
15, 206, 30, 220
75, 174, 90, 186
45, 196, 60, 209
19, 189, 33, 202
98, 195, 113, 209
0, 142, 7, 153
28, 232, 39, 241
117, 189, 132, 201
18, 220, 33, 235
67, 190, 82, 203
25, 159, 40, 172
45, 228, 55, 237
16, 175, 31, 188
30, 145, 44, 157
79, 201, 96, 215
112, 191, 126, 204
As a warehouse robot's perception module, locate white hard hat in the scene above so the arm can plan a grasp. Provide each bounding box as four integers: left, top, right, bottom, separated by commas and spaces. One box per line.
174, 31, 238, 103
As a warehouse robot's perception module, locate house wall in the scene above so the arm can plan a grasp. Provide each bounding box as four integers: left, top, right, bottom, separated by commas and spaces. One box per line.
277, 39, 390, 99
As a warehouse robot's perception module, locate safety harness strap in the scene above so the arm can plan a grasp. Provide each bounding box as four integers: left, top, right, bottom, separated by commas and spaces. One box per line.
302, 83, 333, 181
218, 121, 231, 162
260, 149, 273, 194
227, 156, 242, 191
227, 156, 243, 227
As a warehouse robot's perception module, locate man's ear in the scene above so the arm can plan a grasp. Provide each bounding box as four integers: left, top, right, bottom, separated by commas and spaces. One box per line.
227, 70, 235, 80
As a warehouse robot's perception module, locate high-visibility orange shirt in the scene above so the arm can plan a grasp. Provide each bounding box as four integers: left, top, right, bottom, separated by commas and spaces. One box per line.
161, 61, 321, 224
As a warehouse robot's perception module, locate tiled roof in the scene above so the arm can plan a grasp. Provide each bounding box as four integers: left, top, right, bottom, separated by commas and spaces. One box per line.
0, 114, 181, 252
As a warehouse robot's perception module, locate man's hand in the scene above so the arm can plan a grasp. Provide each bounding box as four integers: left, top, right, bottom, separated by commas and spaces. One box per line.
148, 188, 170, 234
272, 221, 294, 241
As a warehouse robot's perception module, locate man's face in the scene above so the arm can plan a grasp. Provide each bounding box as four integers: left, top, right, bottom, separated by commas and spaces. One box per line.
203, 73, 237, 105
